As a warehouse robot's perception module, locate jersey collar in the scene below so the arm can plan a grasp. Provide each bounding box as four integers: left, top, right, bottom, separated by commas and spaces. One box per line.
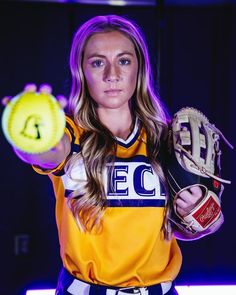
115, 118, 140, 148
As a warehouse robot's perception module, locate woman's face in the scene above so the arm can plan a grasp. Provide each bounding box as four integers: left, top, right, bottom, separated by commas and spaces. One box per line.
82, 31, 138, 112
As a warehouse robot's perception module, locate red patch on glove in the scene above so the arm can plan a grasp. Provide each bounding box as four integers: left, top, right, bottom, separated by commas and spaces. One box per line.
193, 196, 221, 228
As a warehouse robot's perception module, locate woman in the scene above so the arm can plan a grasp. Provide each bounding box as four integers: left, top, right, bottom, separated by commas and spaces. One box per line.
12, 15, 222, 295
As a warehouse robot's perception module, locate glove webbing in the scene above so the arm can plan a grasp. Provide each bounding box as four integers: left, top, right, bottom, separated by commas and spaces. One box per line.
175, 144, 231, 184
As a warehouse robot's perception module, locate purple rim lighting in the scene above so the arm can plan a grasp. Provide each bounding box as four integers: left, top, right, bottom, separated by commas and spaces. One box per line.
26, 285, 236, 295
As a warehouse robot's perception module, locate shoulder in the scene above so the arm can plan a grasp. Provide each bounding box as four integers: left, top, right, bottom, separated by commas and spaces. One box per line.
65, 115, 84, 146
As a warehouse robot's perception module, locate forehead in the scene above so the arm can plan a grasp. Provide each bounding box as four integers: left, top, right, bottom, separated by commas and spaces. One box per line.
83, 31, 136, 56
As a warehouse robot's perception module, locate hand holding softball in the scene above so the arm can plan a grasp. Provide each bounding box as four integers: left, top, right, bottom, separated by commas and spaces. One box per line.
1, 84, 66, 154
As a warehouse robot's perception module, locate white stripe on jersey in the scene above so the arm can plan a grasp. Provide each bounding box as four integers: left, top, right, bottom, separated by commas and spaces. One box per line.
61, 156, 166, 204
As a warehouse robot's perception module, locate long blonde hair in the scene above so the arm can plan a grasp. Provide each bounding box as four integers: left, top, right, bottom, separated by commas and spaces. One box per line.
66, 15, 172, 239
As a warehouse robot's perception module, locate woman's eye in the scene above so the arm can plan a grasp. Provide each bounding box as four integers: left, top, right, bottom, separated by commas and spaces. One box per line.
119, 59, 131, 66
91, 60, 104, 68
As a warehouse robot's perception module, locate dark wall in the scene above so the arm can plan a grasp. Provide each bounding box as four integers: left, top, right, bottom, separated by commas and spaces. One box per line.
160, 5, 236, 285
0, 2, 235, 295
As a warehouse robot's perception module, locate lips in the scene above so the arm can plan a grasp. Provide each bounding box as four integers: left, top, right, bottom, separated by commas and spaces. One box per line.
104, 89, 122, 96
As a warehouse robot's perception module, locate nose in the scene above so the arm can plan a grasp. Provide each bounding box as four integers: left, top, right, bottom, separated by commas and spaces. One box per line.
104, 63, 120, 82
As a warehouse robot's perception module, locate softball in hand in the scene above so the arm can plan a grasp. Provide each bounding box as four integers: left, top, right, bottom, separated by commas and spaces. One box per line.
1, 84, 66, 154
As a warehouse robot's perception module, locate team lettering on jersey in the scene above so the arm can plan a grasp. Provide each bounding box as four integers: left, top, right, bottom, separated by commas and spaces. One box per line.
62, 155, 166, 207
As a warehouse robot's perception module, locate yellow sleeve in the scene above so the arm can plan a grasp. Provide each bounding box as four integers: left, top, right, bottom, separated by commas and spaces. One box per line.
32, 116, 81, 175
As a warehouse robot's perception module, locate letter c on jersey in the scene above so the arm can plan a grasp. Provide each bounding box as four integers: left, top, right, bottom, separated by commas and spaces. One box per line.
133, 165, 155, 196
107, 164, 155, 197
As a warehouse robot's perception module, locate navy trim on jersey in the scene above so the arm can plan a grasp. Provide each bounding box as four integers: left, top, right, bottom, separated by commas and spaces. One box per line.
52, 168, 65, 177
116, 131, 140, 148
115, 118, 141, 149
65, 189, 73, 198
107, 199, 165, 207
57, 267, 174, 295
71, 143, 80, 153
64, 190, 166, 207
66, 119, 81, 154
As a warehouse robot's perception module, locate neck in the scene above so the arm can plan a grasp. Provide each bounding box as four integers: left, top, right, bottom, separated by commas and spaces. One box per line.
97, 108, 134, 140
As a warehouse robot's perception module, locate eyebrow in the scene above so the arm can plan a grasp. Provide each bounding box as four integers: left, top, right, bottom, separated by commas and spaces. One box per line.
86, 51, 135, 60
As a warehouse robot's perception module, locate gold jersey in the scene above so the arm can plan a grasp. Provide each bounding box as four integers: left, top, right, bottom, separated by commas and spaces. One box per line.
34, 116, 182, 287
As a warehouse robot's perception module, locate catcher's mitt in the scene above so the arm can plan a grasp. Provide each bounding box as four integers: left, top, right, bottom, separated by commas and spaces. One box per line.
166, 107, 233, 234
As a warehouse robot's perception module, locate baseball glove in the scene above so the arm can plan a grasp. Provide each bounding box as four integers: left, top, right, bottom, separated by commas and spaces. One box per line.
166, 107, 233, 234
1, 84, 66, 154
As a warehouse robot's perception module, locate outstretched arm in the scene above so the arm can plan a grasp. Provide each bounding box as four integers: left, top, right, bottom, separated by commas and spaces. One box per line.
13, 132, 71, 169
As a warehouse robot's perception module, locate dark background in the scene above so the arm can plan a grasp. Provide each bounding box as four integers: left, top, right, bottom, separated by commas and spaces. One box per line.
0, 1, 235, 294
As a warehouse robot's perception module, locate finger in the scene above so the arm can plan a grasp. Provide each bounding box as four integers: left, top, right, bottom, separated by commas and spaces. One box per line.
176, 206, 188, 217
39, 84, 52, 94
189, 185, 203, 199
179, 186, 202, 204
1, 96, 12, 106
175, 197, 188, 209
175, 186, 204, 217
175, 197, 190, 217
178, 189, 192, 203
24, 83, 37, 92
177, 189, 197, 208
175, 196, 194, 217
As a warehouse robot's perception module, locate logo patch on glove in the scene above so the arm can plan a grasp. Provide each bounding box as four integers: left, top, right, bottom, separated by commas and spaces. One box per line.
193, 195, 221, 228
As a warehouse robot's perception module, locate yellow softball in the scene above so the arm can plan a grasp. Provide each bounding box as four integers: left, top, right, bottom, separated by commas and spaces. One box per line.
2, 90, 66, 154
